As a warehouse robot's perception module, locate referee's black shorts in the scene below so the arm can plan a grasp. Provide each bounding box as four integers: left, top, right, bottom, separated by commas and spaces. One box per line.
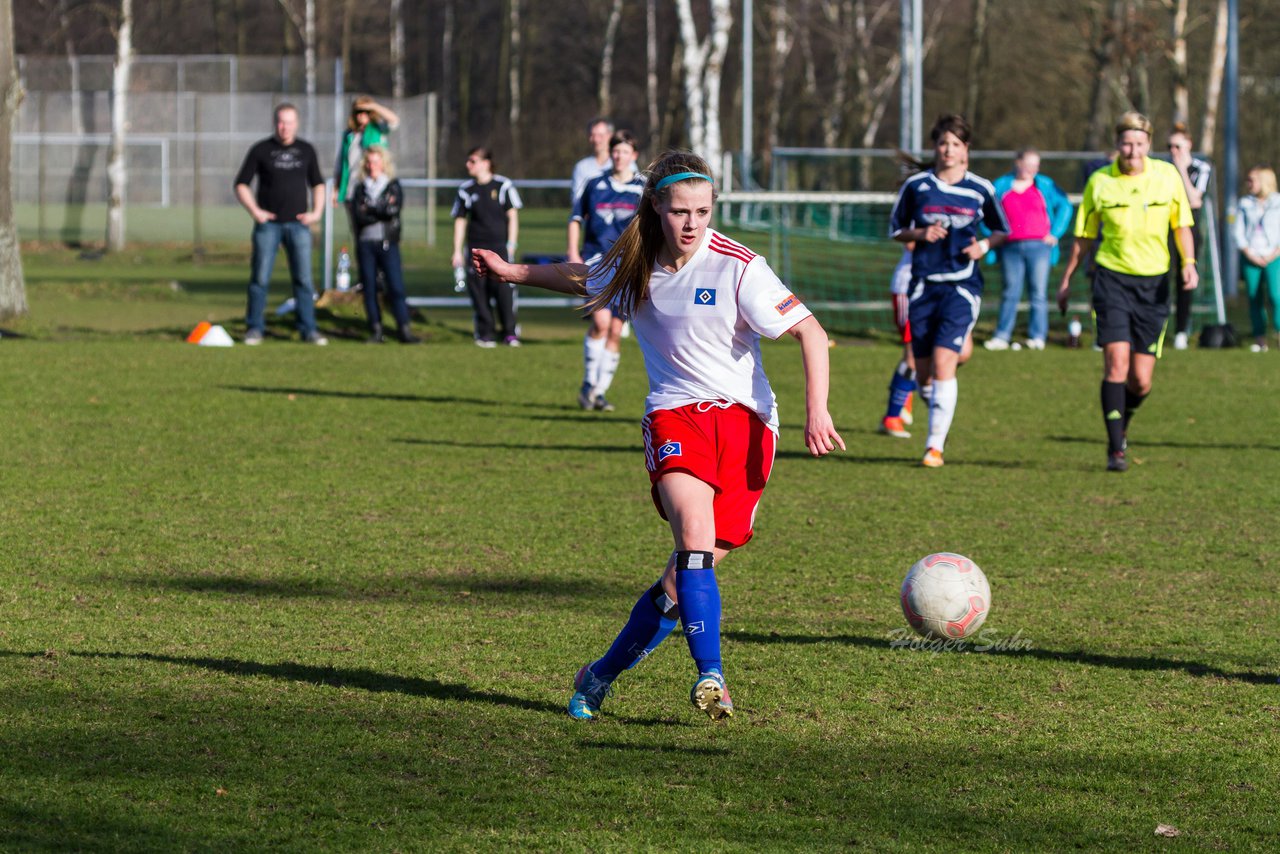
1092, 265, 1170, 354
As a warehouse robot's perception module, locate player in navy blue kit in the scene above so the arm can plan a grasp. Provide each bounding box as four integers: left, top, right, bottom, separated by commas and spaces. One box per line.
568, 130, 645, 411
890, 114, 1008, 467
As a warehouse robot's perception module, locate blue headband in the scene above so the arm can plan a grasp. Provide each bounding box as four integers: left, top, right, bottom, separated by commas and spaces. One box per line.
654, 171, 713, 191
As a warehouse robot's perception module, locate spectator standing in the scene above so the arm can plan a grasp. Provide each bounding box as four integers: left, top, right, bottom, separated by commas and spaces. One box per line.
451, 147, 523, 347
1233, 165, 1280, 352
984, 149, 1074, 351
571, 118, 615, 204
350, 146, 418, 344
233, 103, 328, 345
1166, 124, 1212, 350
333, 97, 400, 229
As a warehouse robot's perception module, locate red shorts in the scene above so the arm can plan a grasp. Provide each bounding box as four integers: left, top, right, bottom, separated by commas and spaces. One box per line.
641, 402, 776, 550
893, 292, 912, 343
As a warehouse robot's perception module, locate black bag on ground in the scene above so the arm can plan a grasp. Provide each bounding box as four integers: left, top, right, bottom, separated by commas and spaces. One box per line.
1198, 324, 1238, 348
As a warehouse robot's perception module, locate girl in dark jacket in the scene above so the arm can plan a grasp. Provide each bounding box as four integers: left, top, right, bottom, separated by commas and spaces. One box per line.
351, 145, 418, 343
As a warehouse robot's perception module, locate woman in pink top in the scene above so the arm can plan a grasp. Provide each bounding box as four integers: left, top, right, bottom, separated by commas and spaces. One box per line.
984, 149, 1074, 350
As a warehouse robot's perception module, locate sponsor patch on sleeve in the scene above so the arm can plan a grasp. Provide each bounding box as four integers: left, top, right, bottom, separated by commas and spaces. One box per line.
775, 294, 802, 315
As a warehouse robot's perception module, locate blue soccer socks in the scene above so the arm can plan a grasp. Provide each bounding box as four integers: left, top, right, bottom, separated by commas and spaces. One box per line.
885, 360, 918, 420
674, 550, 722, 676
591, 581, 679, 682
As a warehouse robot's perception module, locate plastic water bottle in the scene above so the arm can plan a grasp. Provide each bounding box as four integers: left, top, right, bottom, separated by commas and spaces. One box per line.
1068, 316, 1083, 349
336, 247, 352, 291
453, 265, 468, 293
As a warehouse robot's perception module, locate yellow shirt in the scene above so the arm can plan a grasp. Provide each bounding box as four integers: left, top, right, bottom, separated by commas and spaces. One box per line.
1075, 157, 1194, 276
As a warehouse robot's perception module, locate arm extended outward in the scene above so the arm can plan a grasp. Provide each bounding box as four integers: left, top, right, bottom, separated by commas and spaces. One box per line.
471, 248, 590, 297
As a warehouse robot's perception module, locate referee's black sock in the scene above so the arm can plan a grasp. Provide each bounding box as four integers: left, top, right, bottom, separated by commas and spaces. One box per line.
1101, 381, 1127, 454
1123, 387, 1148, 433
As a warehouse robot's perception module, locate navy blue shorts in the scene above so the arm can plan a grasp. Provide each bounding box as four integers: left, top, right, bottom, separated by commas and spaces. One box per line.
908, 281, 982, 358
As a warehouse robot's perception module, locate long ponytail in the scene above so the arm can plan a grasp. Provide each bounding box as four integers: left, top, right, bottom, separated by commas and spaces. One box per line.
583, 150, 716, 317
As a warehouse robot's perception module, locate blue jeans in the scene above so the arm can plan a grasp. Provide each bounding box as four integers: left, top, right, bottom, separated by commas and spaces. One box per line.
356, 240, 412, 333
245, 220, 318, 337
995, 240, 1053, 342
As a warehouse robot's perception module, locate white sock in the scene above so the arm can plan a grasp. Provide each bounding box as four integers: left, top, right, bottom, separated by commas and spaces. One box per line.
593, 348, 622, 397
926, 377, 958, 453
583, 334, 606, 389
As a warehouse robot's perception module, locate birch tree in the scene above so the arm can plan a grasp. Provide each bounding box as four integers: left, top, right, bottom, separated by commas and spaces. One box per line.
646, 0, 659, 145
0, 0, 26, 318
1164, 0, 1189, 126
598, 0, 624, 117
509, 0, 522, 129
390, 0, 405, 100
763, 0, 794, 177
1200, 0, 1227, 157
674, 0, 732, 178
964, 0, 989, 126
276, 0, 317, 98
105, 0, 132, 252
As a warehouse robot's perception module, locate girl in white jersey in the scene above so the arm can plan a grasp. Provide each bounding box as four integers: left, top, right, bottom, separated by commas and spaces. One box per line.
473, 150, 844, 722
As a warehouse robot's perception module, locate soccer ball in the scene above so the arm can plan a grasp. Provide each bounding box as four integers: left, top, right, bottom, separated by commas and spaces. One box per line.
900, 553, 991, 639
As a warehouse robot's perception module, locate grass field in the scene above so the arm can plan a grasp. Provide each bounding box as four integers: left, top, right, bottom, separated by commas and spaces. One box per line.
1, 243, 1278, 851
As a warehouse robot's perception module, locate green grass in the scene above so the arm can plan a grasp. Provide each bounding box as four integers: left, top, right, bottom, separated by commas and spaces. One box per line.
1, 246, 1278, 851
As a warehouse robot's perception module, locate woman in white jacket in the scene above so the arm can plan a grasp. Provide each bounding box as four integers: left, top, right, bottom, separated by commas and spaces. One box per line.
1234, 166, 1280, 352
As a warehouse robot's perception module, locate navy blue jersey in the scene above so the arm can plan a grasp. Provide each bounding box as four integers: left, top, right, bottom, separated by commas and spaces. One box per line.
571, 169, 645, 259
889, 170, 1008, 289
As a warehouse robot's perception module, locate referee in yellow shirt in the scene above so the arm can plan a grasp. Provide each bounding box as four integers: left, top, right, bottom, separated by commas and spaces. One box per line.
1057, 112, 1198, 472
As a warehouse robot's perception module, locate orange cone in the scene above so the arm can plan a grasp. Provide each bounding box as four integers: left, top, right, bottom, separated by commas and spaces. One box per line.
186, 321, 212, 343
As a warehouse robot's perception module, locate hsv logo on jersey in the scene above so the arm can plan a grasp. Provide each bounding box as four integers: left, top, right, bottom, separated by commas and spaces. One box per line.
657, 441, 682, 462
694, 288, 716, 306
775, 295, 801, 315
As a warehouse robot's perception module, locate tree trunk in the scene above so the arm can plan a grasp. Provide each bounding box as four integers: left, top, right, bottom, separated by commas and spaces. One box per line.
276, 1, 316, 97
304, 0, 316, 97
853, 0, 900, 187
340, 0, 354, 91
441, 0, 454, 160
390, 0, 405, 99
764, 0, 793, 182
0, 0, 26, 319
507, 0, 522, 164
964, 0, 989, 125
646, 0, 659, 146
820, 0, 853, 149
1167, 0, 1189, 126
674, 0, 732, 177
1200, 0, 1227, 158
105, 0, 133, 253
599, 0, 624, 117
1084, 0, 1126, 150
57, 0, 83, 134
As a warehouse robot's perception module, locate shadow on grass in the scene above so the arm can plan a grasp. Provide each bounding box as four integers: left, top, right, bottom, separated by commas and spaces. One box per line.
1049, 434, 1280, 452
772, 449, 1032, 468
393, 437, 640, 454
724, 630, 1277, 685
222, 384, 559, 410
577, 740, 729, 755
106, 570, 633, 603
0, 649, 564, 715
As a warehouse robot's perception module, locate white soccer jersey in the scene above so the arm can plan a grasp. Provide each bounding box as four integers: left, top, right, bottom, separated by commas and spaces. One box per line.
890, 246, 914, 295
571, 154, 611, 202
587, 228, 812, 432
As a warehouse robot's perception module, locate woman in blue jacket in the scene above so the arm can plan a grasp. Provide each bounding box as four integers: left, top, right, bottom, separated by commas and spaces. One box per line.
984, 149, 1074, 350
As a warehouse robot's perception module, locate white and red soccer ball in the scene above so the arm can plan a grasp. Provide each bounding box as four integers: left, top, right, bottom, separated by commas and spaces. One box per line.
900, 553, 991, 640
